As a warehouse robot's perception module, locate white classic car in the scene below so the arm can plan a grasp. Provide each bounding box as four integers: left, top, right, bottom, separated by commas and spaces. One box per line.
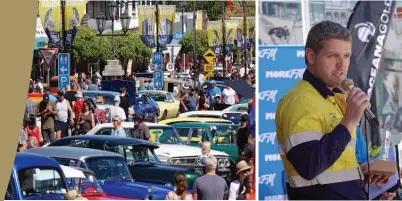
178, 111, 247, 125
85, 122, 230, 167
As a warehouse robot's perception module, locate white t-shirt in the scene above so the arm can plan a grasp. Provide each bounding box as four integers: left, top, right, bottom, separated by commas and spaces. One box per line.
222, 88, 236, 105
229, 180, 245, 200
109, 105, 126, 122
36, 82, 44, 93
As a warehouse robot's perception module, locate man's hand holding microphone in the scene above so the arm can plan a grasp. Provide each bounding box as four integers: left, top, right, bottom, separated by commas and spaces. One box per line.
340, 79, 389, 187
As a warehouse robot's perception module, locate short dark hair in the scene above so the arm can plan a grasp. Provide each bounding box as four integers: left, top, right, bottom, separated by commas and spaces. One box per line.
305, 21, 352, 65
120, 87, 126, 93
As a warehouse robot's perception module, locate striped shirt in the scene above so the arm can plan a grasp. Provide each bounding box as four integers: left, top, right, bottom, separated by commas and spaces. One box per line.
25, 99, 36, 118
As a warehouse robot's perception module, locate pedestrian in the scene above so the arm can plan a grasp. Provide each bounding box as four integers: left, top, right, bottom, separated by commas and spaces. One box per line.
36, 94, 57, 144
275, 21, 387, 199
165, 172, 193, 200
222, 86, 236, 105
206, 81, 221, 107
111, 116, 126, 137
87, 79, 99, 91
19, 120, 28, 151
44, 87, 57, 102
55, 90, 74, 139
25, 95, 37, 120
236, 114, 250, 158
73, 91, 85, 122
36, 76, 44, 93
197, 90, 209, 111
199, 141, 212, 166
229, 160, 251, 200
132, 113, 152, 141
180, 88, 198, 113
76, 102, 95, 134
24, 115, 42, 148
192, 155, 228, 200
109, 95, 126, 122
119, 87, 132, 120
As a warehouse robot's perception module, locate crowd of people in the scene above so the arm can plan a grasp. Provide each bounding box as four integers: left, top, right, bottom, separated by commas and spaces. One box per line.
21, 67, 256, 200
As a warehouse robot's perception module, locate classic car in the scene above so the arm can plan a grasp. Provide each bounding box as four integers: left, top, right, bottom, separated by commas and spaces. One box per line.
137, 90, 180, 120
47, 135, 201, 189
5, 152, 73, 200
84, 122, 231, 173
222, 103, 249, 112
101, 80, 160, 122
178, 111, 247, 125
158, 117, 234, 125
26, 147, 171, 200
60, 165, 130, 200
28, 76, 80, 103
160, 119, 239, 164
83, 91, 120, 111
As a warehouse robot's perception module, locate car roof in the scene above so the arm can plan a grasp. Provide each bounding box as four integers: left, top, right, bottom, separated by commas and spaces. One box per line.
84, 91, 120, 96
49, 135, 160, 149
25, 146, 123, 160
14, 152, 62, 171
178, 111, 245, 117
90, 122, 172, 130
159, 117, 233, 125
138, 90, 169, 94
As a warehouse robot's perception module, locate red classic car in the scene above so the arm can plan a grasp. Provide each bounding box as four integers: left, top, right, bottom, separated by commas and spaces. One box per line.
61, 165, 132, 200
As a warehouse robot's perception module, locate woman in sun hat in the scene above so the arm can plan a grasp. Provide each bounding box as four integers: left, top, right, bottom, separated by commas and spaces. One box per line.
228, 160, 252, 200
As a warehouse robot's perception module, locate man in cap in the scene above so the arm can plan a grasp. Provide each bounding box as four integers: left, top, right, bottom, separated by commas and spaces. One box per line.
132, 113, 152, 141
73, 91, 85, 122
109, 95, 126, 122
36, 93, 57, 144
207, 80, 222, 107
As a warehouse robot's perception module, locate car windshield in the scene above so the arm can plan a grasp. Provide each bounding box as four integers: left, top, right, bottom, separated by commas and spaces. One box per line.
208, 125, 239, 144
143, 92, 167, 102
85, 157, 131, 180
18, 167, 67, 197
222, 113, 242, 124
123, 146, 159, 165
67, 173, 104, 195
85, 94, 115, 105
149, 127, 183, 144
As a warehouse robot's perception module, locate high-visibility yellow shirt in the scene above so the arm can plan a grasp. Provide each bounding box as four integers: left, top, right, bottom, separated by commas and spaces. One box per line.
275, 70, 365, 200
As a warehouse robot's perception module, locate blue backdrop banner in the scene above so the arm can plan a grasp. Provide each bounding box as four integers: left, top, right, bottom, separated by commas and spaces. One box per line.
258, 45, 306, 200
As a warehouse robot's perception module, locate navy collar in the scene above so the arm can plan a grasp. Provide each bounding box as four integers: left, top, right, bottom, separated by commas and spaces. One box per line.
302, 70, 343, 98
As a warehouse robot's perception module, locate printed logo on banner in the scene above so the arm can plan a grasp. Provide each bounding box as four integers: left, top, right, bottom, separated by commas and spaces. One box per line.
354, 22, 376, 43
265, 113, 276, 120
258, 45, 307, 200
265, 195, 288, 201
259, 174, 276, 186
259, 48, 278, 60
259, 90, 277, 103
265, 154, 282, 162
259, 132, 276, 144
266, 69, 305, 79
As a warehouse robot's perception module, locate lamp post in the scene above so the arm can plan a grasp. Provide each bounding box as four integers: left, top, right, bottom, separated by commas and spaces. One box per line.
180, 1, 186, 36
96, 1, 131, 60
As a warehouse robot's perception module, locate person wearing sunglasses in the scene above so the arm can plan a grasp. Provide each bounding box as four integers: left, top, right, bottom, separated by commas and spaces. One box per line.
111, 116, 126, 137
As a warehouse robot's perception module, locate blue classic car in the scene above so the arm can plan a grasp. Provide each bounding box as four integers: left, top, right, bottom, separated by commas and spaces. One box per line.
48, 135, 200, 190
6, 152, 72, 200
26, 147, 171, 200
101, 80, 160, 122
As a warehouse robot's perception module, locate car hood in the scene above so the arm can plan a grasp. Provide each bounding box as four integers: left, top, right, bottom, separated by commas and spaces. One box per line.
156, 144, 228, 160
102, 179, 171, 199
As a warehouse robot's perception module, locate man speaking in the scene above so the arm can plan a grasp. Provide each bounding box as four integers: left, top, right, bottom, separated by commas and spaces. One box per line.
275, 21, 387, 199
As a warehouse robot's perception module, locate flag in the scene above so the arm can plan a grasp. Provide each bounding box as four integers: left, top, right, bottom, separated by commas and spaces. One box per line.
227, 0, 233, 11
346, 1, 396, 155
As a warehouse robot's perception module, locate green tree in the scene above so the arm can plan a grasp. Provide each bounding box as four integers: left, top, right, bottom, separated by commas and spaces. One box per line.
225, 1, 255, 19
179, 29, 208, 58
174, 1, 223, 21
114, 30, 152, 69
72, 26, 112, 63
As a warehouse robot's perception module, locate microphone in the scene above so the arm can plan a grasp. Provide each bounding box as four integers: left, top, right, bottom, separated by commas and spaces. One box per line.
341, 79, 380, 127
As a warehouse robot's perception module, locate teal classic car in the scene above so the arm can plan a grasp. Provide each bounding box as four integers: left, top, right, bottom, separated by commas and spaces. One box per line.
170, 122, 239, 164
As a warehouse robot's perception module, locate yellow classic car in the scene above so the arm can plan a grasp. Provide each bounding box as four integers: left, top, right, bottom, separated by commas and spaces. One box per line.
158, 117, 234, 143
137, 90, 180, 121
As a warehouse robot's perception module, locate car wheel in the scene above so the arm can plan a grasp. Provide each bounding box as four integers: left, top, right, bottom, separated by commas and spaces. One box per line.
162, 110, 168, 120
